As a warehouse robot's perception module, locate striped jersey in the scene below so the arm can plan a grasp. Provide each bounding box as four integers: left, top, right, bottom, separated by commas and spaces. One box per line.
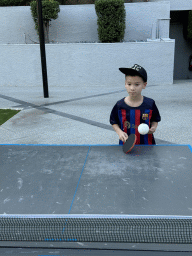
110, 96, 161, 145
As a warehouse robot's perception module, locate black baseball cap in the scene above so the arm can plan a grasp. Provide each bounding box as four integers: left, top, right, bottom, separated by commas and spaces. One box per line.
119, 64, 147, 82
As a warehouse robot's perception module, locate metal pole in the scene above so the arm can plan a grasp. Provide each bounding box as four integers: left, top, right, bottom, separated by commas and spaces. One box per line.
37, 0, 49, 98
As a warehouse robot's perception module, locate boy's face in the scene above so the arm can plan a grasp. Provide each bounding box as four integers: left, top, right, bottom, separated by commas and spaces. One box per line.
125, 75, 147, 98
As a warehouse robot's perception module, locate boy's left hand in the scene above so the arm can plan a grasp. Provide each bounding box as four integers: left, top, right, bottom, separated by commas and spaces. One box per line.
148, 122, 158, 134
148, 127, 156, 134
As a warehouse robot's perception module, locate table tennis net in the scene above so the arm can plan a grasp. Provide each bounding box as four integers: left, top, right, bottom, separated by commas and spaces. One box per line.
0, 215, 192, 244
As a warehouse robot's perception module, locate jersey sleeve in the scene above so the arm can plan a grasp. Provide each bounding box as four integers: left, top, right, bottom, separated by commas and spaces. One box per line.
109, 103, 120, 126
151, 101, 161, 123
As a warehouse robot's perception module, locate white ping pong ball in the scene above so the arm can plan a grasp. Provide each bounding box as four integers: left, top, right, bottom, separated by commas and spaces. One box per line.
138, 123, 149, 135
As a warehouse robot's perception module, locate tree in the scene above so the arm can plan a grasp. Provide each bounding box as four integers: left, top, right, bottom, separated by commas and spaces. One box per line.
30, 0, 60, 43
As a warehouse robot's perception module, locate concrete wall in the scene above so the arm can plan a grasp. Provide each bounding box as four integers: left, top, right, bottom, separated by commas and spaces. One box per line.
125, 2, 170, 41
0, 2, 175, 86
150, 0, 192, 11
0, 40, 175, 87
0, 2, 170, 44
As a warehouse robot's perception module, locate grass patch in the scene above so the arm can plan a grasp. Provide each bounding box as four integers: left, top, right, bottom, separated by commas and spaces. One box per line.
0, 109, 21, 125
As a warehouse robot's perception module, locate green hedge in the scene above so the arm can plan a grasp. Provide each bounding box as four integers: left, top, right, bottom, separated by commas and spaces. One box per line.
188, 10, 192, 40
95, 0, 126, 43
0, 0, 95, 5
0, 0, 146, 6
0, 0, 68, 6
0, 0, 31, 6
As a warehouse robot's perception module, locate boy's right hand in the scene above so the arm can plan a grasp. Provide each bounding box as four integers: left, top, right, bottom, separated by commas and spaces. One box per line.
112, 124, 128, 143
118, 131, 128, 143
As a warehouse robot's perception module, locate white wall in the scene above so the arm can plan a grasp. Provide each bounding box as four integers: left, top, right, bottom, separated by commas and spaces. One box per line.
150, 0, 192, 11
0, 2, 170, 44
124, 2, 170, 41
0, 41, 175, 87
0, 2, 175, 86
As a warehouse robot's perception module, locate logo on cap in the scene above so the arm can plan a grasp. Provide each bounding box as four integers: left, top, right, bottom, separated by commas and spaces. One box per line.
132, 64, 142, 72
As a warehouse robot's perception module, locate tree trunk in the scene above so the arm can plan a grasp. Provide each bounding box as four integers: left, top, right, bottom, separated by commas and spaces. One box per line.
43, 21, 49, 43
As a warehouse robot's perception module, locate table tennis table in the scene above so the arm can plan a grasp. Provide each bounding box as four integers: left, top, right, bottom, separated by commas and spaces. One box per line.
0, 144, 192, 256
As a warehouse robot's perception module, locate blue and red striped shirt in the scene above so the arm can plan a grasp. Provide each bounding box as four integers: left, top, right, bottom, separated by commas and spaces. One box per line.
110, 96, 161, 145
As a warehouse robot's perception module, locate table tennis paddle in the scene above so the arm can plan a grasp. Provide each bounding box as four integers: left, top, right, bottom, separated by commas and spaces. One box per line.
123, 134, 137, 154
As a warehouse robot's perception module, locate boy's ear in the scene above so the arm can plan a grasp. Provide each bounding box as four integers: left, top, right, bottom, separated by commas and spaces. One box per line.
143, 82, 147, 88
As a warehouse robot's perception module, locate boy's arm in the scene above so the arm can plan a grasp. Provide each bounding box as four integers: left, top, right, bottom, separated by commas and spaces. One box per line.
112, 124, 128, 143
148, 122, 158, 134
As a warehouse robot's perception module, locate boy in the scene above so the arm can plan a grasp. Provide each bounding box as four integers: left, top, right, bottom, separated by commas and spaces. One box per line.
110, 64, 161, 145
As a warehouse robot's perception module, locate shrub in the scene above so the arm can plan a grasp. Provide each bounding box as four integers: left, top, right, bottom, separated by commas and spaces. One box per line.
0, 0, 31, 6
188, 10, 192, 40
30, 0, 60, 43
95, 0, 126, 43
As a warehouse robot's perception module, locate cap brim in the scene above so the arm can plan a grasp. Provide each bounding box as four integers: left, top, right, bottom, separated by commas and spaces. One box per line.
119, 67, 147, 82
119, 68, 140, 76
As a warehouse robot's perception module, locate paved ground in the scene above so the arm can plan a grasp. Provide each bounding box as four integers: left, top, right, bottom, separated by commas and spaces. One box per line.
0, 80, 192, 146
